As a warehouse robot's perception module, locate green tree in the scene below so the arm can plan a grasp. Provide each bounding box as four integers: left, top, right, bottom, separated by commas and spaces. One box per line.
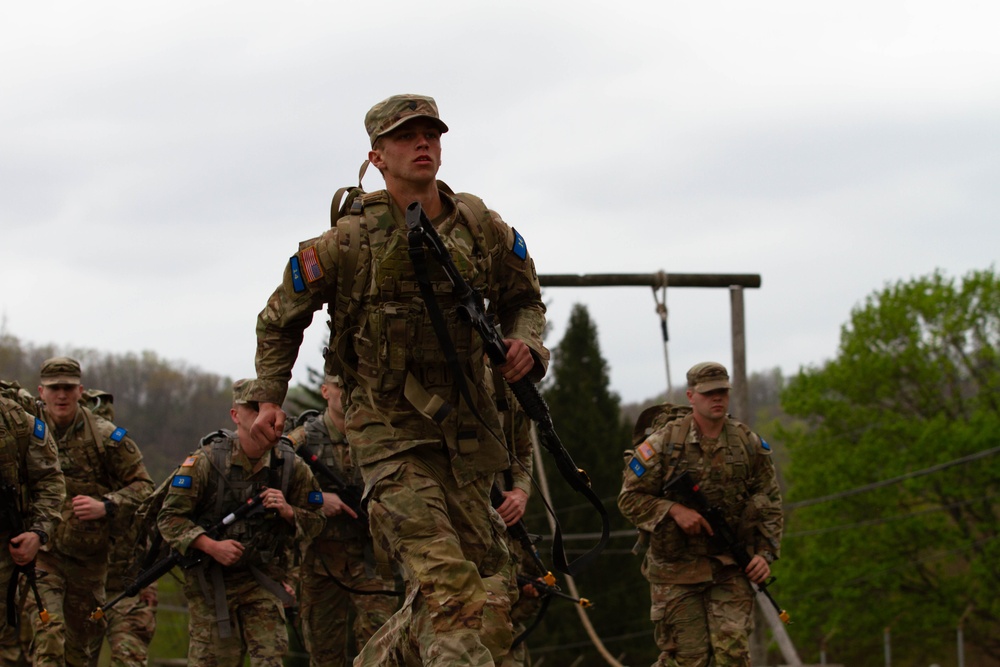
778, 268, 1000, 666
528, 303, 651, 666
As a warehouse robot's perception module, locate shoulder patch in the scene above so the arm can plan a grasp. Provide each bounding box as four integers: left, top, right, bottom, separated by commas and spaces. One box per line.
290, 256, 306, 293
637, 441, 656, 462
511, 228, 527, 260
171, 475, 193, 489
308, 491, 324, 506
301, 246, 324, 283
182, 456, 198, 467
110, 427, 127, 442
760, 437, 771, 451
33, 418, 46, 440
628, 457, 647, 478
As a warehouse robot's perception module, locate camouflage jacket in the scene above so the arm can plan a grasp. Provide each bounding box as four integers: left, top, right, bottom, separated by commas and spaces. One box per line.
253, 189, 548, 486
157, 434, 324, 580
284, 411, 366, 545
46, 406, 153, 560
0, 395, 64, 541
618, 415, 783, 584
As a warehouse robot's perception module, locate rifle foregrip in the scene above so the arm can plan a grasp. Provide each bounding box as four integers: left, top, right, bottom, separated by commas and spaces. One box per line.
508, 377, 552, 428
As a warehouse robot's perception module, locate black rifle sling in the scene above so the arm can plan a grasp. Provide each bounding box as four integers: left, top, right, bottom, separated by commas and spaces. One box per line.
405, 202, 609, 576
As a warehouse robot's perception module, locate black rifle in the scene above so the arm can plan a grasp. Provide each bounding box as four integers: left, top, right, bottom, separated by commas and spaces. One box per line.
406, 201, 609, 576
665, 471, 790, 624
0, 484, 50, 626
90, 489, 267, 621
289, 438, 367, 525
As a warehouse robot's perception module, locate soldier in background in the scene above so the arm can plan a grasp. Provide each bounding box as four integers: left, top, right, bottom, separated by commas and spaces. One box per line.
283, 374, 398, 666
618, 362, 784, 667
90, 390, 158, 667
0, 381, 64, 665
29, 357, 153, 667
157, 379, 324, 666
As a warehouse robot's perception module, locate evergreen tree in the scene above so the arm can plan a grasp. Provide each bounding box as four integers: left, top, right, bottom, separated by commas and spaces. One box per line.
527, 303, 653, 666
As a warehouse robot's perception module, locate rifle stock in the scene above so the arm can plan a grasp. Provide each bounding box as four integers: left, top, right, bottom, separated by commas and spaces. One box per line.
0, 484, 49, 626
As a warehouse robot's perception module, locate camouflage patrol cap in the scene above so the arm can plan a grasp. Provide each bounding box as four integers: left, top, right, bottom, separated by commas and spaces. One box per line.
232, 378, 262, 406
365, 94, 449, 147
39, 357, 82, 386
686, 362, 731, 393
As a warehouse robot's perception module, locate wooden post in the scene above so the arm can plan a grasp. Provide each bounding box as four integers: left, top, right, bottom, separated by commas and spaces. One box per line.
730, 285, 749, 423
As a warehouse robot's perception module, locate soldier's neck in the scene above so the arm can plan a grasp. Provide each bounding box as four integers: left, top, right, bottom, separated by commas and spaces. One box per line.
693, 414, 725, 440
387, 183, 442, 220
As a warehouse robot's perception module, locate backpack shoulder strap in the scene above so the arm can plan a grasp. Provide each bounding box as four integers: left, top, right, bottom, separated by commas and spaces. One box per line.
453, 191, 500, 257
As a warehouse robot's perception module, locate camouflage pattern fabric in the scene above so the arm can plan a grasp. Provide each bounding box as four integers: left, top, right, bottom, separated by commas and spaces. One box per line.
358, 445, 509, 667
157, 434, 324, 665
103, 517, 158, 667
618, 417, 783, 666
285, 412, 398, 666
31, 406, 152, 667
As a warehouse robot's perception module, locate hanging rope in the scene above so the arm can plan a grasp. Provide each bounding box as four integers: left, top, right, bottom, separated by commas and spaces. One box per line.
652, 271, 672, 396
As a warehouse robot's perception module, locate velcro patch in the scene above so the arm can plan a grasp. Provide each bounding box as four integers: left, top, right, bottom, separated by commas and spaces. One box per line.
760, 438, 771, 451
290, 256, 305, 293
33, 418, 46, 440
628, 457, 646, 478
111, 427, 127, 442
301, 246, 324, 282
637, 441, 656, 462
182, 456, 197, 467
171, 475, 193, 489
308, 491, 324, 506
511, 229, 527, 260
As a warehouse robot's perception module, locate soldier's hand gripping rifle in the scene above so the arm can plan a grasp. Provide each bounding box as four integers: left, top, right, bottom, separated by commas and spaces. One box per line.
665, 471, 790, 624
288, 437, 367, 525
90, 489, 267, 621
406, 202, 609, 576
0, 484, 50, 626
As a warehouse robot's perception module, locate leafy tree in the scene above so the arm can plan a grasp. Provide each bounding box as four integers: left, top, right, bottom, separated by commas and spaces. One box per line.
527, 303, 650, 666
778, 268, 1000, 666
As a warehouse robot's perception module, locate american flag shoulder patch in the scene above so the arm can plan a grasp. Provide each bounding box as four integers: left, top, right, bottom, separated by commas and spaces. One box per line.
182, 456, 198, 467
628, 457, 646, 478
637, 441, 656, 462
301, 246, 324, 283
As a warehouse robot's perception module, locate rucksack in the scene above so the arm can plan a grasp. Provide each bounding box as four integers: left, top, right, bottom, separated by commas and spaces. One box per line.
631, 402, 692, 447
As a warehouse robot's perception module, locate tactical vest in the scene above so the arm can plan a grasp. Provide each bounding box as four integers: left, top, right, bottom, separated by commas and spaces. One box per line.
51, 407, 115, 558
299, 415, 365, 544
0, 397, 33, 531
329, 189, 510, 480
197, 431, 295, 570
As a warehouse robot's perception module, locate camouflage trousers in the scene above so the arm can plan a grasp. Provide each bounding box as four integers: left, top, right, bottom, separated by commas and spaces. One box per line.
28, 550, 108, 667
354, 558, 516, 667
103, 583, 157, 667
357, 445, 509, 667
299, 543, 398, 666
184, 569, 288, 667
649, 563, 754, 667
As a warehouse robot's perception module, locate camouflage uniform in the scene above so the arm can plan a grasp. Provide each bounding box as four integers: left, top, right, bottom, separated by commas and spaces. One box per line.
102, 521, 158, 667
157, 431, 324, 666
252, 94, 547, 667
618, 405, 783, 667
30, 400, 152, 666
0, 392, 64, 662
285, 411, 398, 666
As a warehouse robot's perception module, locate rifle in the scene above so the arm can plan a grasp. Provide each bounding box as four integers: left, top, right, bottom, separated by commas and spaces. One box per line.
90, 489, 267, 621
289, 438, 367, 524
0, 484, 50, 626
405, 201, 609, 576
665, 470, 790, 623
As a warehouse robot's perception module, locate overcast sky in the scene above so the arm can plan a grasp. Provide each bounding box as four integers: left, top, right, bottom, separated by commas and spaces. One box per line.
3, 1, 998, 405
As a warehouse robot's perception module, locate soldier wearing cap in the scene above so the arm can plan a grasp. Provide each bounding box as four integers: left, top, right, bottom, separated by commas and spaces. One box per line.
248, 93, 548, 666
283, 374, 399, 666
157, 379, 325, 666
26, 357, 152, 667
0, 380, 64, 651
618, 362, 784, 667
